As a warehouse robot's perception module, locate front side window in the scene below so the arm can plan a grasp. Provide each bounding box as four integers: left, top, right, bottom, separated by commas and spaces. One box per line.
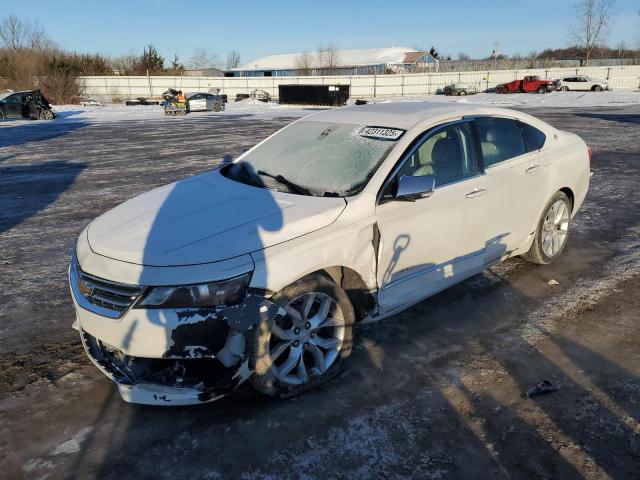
225, 120, 400, 196
397, 122, 478, 186
475, 117, 527, 167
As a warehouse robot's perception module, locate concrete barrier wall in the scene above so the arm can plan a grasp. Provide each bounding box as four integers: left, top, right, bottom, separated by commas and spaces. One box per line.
79, 65, 640, 101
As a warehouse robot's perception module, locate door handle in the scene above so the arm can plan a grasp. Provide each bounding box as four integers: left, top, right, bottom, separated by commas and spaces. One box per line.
465, 188, 487, 198
525, 164, 540, 174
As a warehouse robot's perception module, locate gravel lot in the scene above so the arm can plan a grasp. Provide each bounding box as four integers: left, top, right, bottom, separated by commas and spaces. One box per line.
1, 104, 639, 479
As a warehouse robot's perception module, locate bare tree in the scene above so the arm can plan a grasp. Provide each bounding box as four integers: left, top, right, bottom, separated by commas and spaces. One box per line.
189, 46, 221, 70
294, 52, 314, 75
571, 0, 616, 64
316, 44, 339, 74
226, 50, 241, 70
325, 44, 339, 73
636, 10, 640, 48
457, 51, 470, 61
0, 15, 49, 50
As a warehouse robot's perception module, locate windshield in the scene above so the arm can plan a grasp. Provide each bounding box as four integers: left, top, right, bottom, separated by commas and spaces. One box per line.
224, 120, 401, 197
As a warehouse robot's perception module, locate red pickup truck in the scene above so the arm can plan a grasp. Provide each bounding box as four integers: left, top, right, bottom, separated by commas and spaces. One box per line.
496, 76, 557, 94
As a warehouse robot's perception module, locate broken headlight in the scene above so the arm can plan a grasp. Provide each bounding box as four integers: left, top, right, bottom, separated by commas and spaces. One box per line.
137, 273, 251, 308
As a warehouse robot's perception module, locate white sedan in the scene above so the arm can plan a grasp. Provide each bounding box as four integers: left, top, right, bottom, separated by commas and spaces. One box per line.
186, 92, 225, 112
69, 102, 591, 405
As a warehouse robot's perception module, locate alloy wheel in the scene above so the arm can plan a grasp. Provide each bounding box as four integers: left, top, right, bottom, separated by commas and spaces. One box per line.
542, 200, 570, 257
268, 292, 345, 385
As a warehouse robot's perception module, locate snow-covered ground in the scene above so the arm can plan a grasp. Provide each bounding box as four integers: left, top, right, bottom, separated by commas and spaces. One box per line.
376, 91, 640, 109
1, 91, 638, 127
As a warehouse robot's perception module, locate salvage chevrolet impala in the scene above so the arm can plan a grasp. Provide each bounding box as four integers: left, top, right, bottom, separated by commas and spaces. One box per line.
69, 102, 590, 405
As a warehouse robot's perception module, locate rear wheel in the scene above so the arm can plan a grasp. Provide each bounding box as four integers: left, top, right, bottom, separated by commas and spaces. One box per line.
593, 85, 603, 92
213, 102, 221, 112
249, 274, 354, 398
522, 191, 572, 265
560, 86, 569, 92
459, 90, 467, 96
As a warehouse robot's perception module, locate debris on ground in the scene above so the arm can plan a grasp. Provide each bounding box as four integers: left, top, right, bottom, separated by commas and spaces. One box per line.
547, 279, 560, 285
524, 379, 561, 398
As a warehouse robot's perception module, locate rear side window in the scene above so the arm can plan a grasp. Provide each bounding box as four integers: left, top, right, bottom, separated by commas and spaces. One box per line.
475, 117, 527, 167
519, 122, 546, 151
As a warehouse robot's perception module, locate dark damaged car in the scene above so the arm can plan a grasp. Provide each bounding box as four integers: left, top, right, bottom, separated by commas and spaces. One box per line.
0, 90, 55, 120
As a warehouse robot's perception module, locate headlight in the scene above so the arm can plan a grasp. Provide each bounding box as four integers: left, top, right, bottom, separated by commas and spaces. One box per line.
137, 273, 251, 308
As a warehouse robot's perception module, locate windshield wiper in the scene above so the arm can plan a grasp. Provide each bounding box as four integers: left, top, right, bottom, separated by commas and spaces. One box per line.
257, 170, 311, 196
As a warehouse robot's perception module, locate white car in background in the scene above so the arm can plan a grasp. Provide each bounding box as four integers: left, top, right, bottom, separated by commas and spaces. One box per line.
69, 102, 591, 405
557, 75, 610, 92
186, 92, 225, 112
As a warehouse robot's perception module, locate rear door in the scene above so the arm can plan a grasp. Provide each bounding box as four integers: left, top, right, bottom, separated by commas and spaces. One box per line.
474, 116, 551, 263
188, 94, 206, 111
375, 121, 488, 313
576, 77, 590, 91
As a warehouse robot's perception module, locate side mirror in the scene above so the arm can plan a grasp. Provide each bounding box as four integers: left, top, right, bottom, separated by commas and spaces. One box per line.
394, 175, 435, 201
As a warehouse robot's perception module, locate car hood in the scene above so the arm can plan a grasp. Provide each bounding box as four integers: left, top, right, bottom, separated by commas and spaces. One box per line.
87, 169, 346, 266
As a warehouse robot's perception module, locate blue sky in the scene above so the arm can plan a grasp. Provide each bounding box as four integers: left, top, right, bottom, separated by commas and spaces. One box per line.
3, 0, 638, 65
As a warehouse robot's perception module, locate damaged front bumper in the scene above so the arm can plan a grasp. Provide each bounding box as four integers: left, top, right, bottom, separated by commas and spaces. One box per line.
70, 263, 285, 405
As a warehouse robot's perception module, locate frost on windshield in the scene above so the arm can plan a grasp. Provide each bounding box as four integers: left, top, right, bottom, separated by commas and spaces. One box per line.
239, 121, 399, 196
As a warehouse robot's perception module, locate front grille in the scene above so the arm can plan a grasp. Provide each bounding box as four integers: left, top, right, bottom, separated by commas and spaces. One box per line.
77, 269, 143, 316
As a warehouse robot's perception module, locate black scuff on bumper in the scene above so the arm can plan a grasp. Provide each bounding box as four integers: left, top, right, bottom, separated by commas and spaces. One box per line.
80, 294, 285, 405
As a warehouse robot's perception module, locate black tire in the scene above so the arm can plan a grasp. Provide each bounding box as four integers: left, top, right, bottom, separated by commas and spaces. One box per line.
593, 85, 603, 92
249, 273, 355, 398
522, 191, 572, 265
459, 90, 467, 96
560, 86, 569, 91
213, 102, 221, 112
537, 86, 547, 94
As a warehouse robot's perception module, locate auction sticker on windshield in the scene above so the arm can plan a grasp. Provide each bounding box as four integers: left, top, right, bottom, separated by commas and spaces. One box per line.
358, 126, 405, 140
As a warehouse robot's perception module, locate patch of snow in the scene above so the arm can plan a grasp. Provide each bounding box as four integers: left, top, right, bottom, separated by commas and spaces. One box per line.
374, 91, 640, 109
51, 426, 94, 455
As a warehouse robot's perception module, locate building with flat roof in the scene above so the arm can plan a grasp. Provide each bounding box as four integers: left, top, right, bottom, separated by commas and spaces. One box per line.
228, 47, 438, 77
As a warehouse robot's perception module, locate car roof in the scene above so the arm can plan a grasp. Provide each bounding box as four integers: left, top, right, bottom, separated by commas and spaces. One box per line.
0, 90, 37, 101
301, 101, 528, 130
186, 92, 215, 98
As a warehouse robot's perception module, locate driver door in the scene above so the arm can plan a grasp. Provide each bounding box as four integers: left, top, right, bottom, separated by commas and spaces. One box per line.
375, 121, 489, 314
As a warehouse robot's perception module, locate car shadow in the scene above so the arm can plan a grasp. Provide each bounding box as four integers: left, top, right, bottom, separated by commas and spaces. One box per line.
575, 112, 640, 124
0, 160, 86, 234
0, 121, 90, 148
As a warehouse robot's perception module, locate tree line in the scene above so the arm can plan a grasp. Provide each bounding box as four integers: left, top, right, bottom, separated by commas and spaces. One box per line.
0, 15, 241, 103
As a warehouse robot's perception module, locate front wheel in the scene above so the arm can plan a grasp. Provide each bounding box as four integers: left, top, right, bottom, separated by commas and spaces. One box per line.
522, 191, 572, 265
537, 86, 547, 94
593, 85, 603, 92
213, 102, 221, 112
249, 274, 354, 398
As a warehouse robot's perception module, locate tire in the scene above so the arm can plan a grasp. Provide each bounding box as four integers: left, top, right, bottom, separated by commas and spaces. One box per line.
537, 86, 547, 94
593, 85, 603, 92
0, 111, 4, 120
213, 102, 221, 112
522, 191, 572, 265
249, 273, 355, 398
459, 90, 467, 96
560, 86, 569, 91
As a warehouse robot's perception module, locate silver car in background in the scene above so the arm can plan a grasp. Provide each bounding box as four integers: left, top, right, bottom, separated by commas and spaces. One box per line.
187, 92, 225, 112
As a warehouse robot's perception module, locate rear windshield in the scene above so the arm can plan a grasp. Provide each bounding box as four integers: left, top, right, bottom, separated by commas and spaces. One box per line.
224, 120, 401, 196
